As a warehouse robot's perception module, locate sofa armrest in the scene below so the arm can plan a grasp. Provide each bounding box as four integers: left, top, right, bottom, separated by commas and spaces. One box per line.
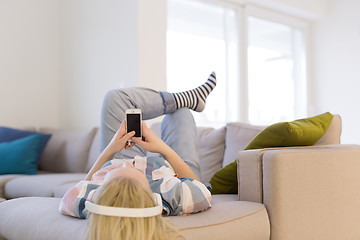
238, 144, 360, 240
237, 144, 360, 202
236, 145, 314, 202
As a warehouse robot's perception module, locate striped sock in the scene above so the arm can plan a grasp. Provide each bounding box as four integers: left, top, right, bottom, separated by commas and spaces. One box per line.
172, 72, 216, 112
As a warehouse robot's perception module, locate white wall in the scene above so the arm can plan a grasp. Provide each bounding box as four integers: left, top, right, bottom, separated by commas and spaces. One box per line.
58, 0, 140, 130
138, 0, 167, 91
58, 0, 166, 130
0, 0, 166, 130
312, 0, 360, 144
0, 0, 60, 128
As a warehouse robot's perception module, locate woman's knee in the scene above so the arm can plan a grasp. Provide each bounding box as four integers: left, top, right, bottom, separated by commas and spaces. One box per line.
103, 90, 119, 108
168, 108, 192, 119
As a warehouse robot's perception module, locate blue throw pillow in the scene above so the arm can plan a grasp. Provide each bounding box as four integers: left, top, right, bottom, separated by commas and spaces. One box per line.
0, 134, 43, 175
0, 127, 51, 165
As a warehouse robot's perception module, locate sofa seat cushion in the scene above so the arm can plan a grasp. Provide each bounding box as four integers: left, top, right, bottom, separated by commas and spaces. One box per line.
0, 195, 269, 240
0, 175, 22, 198
4, 173, 86, 199
54, 182, 78, 198
0, 197, 85, 240
170, 195, 270, 240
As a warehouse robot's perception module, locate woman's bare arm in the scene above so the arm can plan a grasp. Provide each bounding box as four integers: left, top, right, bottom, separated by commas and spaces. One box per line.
159, 144, 200, 181
85, 121, 135, 181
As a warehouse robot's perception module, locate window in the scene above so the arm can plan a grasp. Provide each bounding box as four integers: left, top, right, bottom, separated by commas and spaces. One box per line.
167, 0, 239, 126
246, 8, 307, 125
167, 0, 308, 126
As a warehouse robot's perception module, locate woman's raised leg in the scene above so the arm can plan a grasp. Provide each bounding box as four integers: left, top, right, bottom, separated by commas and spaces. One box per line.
100, 88, 176, 159
160, 108, 201, 179
100, 72, 216, 161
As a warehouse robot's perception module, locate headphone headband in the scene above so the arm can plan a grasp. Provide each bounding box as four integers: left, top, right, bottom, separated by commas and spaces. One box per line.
85, 193, 163, 218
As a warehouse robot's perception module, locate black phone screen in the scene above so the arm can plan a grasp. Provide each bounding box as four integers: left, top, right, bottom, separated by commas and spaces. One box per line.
127, 114, 141, 137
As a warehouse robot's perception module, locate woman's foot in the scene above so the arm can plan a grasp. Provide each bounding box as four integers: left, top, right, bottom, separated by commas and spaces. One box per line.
172, 72, 216, 112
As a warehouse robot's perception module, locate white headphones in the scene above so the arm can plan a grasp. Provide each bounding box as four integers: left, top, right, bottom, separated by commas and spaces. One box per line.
85, 193, 163, 218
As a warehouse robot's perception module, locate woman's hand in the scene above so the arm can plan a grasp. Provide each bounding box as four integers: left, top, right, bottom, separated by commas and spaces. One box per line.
104, 120, 136, 156
131, 122, 169, 154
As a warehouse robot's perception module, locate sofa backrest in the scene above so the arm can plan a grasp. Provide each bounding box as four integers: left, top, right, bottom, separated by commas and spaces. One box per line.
148, 114, 341, 182
198, 114, 342, 182
222, 122, 266, 167
38, 127, 97, 173
197, 126, 226, 182
220, 114, 342, 169
86, 129, 101, 172
36, 114, 341, 179
149, 121, 265, 182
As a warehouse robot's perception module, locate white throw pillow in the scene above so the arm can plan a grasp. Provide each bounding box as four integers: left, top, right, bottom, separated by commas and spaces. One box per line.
315, 114, 341, 145
223, 122, 265, 167
150, 123, 226, 182
197, 127, 226, 183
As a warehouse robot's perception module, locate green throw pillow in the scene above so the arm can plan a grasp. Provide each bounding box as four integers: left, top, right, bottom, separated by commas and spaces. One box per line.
0, 134, 43, 175
209, 160, 238, 194
245, 112, 334, 150
209, 112, 334, 194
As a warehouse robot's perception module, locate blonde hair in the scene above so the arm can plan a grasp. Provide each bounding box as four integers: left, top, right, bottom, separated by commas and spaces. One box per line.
83, 177, 185, 240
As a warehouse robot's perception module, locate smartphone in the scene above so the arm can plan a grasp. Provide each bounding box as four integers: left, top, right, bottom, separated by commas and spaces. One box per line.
125, 109, 142, 139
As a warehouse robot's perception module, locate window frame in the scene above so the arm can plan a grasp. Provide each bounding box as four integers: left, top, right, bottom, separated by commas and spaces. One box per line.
166, 0, 311, 124
242, 5, 310, 123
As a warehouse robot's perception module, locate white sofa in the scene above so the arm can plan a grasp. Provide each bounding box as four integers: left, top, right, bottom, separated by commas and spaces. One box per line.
1, 115, 360, 240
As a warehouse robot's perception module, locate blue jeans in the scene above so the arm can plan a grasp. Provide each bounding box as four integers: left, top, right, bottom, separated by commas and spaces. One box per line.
100, 88, 200, 178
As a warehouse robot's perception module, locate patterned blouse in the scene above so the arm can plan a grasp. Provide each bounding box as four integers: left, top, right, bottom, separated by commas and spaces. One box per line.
59, 156, 212, 218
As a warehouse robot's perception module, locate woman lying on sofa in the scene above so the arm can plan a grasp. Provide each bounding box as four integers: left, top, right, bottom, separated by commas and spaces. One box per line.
59, 72, 217, 240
